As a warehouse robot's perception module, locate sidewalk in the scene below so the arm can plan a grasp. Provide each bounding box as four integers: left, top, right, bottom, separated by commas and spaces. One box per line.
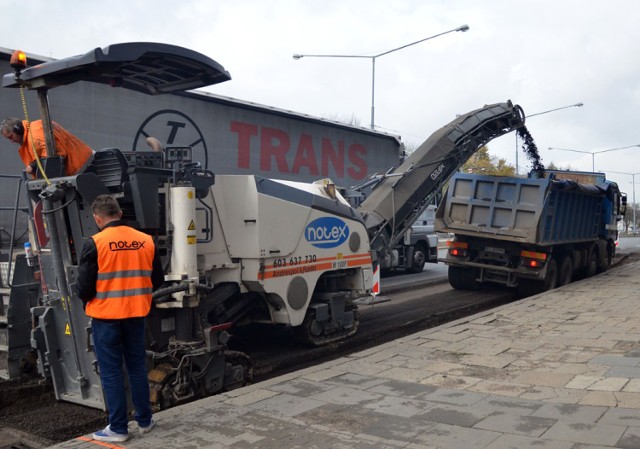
50, 259, 640, 449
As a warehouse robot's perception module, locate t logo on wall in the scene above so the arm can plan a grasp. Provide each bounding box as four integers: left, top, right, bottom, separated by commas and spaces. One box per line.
134, 110, 209, 168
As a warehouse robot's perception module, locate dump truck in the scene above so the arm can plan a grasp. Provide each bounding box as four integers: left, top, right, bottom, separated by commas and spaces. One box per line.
435, 170, 625, 296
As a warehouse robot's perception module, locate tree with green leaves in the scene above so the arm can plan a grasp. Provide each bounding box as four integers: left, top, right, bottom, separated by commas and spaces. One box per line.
461, 146, 516, 176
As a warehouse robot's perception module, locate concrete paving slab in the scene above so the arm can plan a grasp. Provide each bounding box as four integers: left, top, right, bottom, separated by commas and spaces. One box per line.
359, 413, 437, 442
268, 378, 334, 397
416, 422, 501, 449
363, 395, 433, 418
599, 406, 640, 427
542, 421, 627, 446
421, 388, 488, 406
483, 433, 574, 449
473, 395, 545, 415
531, 402, 607, 423
618, 426, 640, 449
309, 386, 383, 406
324, 372, 389, 390
247, 392, 326, 417
474, 412, 557, 438
609, 366, 640, 379
366, 378, 439, 398
413, 402, 489, 427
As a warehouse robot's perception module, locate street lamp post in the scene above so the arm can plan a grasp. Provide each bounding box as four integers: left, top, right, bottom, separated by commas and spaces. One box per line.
293, 24, 469, 129
548, 144, 640, 172
515, 102, 583, 175
608, 170, 640, 234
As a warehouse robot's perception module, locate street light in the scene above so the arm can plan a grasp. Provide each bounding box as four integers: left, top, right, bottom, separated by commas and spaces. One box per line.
548, 144, 640, 172
515, 102, 583, 174
606, 170, 640, 234
293, 24, 470, 129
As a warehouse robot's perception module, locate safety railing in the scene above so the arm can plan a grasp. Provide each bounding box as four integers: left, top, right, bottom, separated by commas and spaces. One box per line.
0, 173, 30, 288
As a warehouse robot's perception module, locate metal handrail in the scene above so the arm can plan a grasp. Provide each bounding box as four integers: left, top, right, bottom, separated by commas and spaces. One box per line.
0, 173, 30, 288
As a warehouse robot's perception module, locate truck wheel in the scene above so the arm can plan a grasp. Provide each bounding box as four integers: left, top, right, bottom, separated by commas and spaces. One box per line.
544, 258, 559, 290
516, 279, 542, 298
516, 258, 558, 297
597, 245, 611, 274
558, 256, 573, 286
448, 266, 480, 290
407, 243, 426, 273
585, 248, 598, 278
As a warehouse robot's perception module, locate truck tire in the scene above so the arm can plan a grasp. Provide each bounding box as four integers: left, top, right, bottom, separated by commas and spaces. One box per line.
516, 279, 542, 298
407, 243, 426, 273
584, 247, 598, 278
448, 266, 480, 290
517, 258, 558, 297
544, 258, 559, 290
597, 244, 612, 274
558, 256, 573, 286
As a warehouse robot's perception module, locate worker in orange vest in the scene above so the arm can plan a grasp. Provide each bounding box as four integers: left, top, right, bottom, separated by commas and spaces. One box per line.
76, 195, 164, 443
1, 117, 93, 177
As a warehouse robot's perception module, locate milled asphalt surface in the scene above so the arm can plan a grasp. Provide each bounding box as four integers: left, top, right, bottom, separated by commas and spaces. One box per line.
44, 254, 640, 449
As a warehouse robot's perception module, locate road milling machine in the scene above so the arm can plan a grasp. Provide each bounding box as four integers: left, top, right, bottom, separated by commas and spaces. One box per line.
0, 43, 526, 410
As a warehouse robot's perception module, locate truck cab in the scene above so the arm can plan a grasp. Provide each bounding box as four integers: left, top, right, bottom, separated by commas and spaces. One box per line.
393, 205, 438, 274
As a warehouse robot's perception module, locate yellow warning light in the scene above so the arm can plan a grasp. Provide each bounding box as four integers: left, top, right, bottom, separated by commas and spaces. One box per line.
65, 323, 71, 335
10, 50, 27, 72
188, 191, 194, 199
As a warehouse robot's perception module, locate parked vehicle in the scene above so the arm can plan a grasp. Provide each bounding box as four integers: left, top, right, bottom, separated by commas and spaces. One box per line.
435, 170, 626, 296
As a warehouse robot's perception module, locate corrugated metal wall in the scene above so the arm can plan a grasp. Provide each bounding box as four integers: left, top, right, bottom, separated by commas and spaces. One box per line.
0, 50, 402, 247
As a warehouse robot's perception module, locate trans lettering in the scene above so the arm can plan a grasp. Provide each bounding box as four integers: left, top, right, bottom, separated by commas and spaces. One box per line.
108, 240, 146, 251
230, 121, 368, 180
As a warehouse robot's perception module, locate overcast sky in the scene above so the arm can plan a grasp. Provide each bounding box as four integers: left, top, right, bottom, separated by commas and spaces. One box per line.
4, 0, 640, 193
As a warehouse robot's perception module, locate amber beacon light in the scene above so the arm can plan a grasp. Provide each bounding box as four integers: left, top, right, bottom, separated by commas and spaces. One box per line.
10, 50, 27, 74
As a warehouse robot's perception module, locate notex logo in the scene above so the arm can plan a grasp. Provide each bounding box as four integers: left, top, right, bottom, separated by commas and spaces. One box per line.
305, 217, 349, 249
109, 240, 146, 251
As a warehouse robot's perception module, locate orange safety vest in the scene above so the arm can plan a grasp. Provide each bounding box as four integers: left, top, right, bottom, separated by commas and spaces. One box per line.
85, 226, 156, 319
18, 120, 93, 176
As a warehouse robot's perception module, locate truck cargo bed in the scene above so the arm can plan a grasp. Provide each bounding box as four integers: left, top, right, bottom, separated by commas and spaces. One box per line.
435, 173, 606, 246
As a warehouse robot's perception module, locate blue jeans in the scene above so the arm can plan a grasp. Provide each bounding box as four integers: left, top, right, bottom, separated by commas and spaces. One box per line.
92, 317, 153, 434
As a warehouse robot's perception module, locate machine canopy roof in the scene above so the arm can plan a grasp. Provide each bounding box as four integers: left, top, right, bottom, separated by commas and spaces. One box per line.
2, 42, 231, 94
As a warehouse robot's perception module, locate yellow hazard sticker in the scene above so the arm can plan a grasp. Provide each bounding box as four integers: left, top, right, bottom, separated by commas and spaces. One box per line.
188, 220, 196, 231
188, 191, 194, 199
65, 323, 71, 335
187, 236, 196, 245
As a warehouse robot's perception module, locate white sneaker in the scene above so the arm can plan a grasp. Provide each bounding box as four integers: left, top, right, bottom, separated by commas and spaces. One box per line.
93, 425, 129, 442
139, 418, 156, 434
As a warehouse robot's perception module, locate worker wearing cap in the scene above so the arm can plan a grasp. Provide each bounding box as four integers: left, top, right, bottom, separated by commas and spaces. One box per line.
1, 117, 93, 177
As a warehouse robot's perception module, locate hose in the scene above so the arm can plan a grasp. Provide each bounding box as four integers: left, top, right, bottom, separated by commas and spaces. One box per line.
152, 283, 214, 303
18, 84, 51, 185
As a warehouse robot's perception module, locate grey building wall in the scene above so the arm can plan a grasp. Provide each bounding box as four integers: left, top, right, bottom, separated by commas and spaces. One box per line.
0, 48, 402, 247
